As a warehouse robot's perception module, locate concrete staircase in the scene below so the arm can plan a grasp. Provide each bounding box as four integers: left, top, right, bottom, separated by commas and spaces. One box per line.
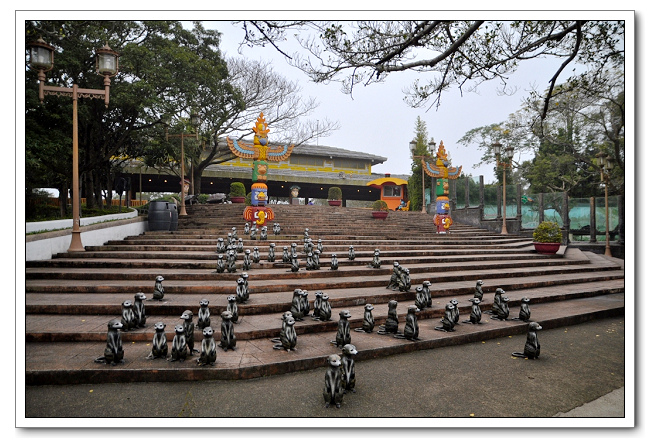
24, 203, 625, 385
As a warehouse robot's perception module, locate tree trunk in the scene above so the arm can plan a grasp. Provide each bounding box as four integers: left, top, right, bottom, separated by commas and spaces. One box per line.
58, 183, 68, 218
94, 170, 103, 211
85, 173, 96, 209
192, 169, 202, 195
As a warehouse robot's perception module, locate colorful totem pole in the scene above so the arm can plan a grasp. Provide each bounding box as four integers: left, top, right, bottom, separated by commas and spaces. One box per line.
226, 113, 294, 225
422, 141, 462, 233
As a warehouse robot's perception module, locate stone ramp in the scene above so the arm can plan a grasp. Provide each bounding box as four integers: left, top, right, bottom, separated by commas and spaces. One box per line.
24, 203, 625, 386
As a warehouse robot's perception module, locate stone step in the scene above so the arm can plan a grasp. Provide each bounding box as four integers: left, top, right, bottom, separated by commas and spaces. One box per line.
25, 284, 625, 343
89, 240, 534, 251
25, 261, 623, 295
23, 252, 574, 270
175, 225, 487, 234
24, 253, 614, 282
24, 293, 625, 385
49, 248, 541, 261
26, 269, 624, 315
110, 236, 533, 246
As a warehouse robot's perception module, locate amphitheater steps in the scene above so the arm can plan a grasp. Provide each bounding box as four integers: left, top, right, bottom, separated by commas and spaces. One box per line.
23, 203, 625, 385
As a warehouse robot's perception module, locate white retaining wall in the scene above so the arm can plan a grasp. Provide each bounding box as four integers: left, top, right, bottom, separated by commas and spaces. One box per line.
25, 209, 139, 233
25, 217, 148, 261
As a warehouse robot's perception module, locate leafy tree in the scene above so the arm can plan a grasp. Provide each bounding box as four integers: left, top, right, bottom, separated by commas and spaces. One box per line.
523, 68, 624, 196
235, 20, 624, 117
25, 20, 339, 206
519, 137, 597, 196
407, 116, 433, 211
25, 21, 237, 208
457, 66, 624, 199
138, 55, 339, 195
189, 57, 339, 194
25, 79, 74, 217
457, 111, 535, 187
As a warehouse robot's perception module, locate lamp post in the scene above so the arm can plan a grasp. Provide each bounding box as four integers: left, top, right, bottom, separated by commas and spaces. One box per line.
27, 38, 119, 252
596, 152, 614, 257
427, 138, 436, 213
492, 142, 514, 235
166, 111, 201, 216
410, 138, 437, 213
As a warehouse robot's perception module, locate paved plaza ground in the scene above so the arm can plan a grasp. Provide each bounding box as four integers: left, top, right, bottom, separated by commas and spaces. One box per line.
24, 316, 626, 422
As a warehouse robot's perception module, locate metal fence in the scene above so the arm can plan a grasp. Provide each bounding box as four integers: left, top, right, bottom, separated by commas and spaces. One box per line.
450, 175, 623, 245
483, 184, 518, 219
454, 176, 482, 209
569, 196, 621, 242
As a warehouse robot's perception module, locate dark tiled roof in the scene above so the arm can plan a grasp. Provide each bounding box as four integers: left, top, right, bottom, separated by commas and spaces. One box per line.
220, 139, 387, 164
291, 142, 387, 164
204, 164, 409, 186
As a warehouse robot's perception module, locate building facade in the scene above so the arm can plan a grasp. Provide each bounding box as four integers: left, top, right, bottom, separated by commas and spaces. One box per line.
122, 141, 408, 204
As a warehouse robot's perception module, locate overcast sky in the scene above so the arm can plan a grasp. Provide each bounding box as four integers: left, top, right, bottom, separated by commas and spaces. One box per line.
206, 17, 607, 183
15, 9, 635, 190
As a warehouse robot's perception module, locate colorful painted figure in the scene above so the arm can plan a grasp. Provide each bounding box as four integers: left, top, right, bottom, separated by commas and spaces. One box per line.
227, 112, 294, 224
421, 141, 463, 233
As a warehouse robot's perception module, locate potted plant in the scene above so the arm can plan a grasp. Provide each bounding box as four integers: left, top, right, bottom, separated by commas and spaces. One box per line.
229, 182, 246, 203
371, 200, 389, 219
327, 186, 342, 206
533, 221, 562, 254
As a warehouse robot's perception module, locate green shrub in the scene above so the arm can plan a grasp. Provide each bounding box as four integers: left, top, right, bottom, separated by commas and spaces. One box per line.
197, 194, 209, 204
533, 221, 562, 243
27, 204, 131, 222
327, 186, 342, 200
245, 192, 252, 206
158, 194, 180, 204
372, 200, 389, 211
230, 182, 246, 197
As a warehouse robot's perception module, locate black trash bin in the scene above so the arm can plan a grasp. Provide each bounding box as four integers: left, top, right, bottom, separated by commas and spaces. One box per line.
169, 202, 178, 231
148, 201, 171, 231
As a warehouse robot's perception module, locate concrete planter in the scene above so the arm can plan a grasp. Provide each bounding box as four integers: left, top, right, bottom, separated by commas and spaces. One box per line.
372, 211, 389, 220
328, 200, 342, 207
230, 196, 246, 203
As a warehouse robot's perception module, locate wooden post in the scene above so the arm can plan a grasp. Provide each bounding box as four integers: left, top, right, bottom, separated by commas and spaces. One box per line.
516, 183, 522, 232
496, 186, 502, 219
478, 175, 484, 220
562, 191, 570, 246
589, 197, 597, 243
618, 195, 624, 244
449, 177, 456, 211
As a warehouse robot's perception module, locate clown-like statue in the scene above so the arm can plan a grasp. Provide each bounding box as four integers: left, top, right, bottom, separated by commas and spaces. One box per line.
422, 141, 462, 233
226, 113, 294, 224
